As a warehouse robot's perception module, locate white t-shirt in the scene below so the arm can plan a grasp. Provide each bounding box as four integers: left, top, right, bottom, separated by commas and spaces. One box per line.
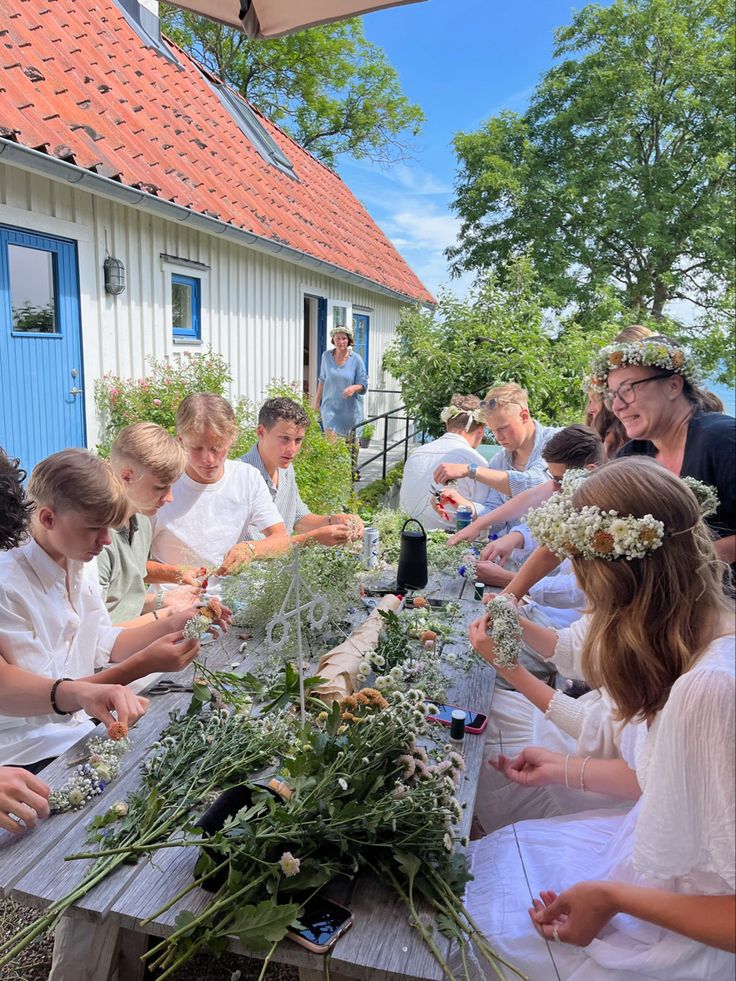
0, 538, 121, 765
399, 433, 487, 531
151, 460, 283, 569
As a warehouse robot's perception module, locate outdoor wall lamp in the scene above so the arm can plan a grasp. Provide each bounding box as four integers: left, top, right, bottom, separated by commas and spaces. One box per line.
104, 255, 126, 295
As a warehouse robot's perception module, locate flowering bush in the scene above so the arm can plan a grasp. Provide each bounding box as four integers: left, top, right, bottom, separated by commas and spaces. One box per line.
95, 356, 352, 513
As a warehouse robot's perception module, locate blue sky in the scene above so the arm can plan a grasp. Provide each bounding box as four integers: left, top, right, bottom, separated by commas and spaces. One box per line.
340, 0, 590, 298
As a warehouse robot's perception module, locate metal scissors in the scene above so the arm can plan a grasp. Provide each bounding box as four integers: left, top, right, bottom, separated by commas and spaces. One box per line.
147, 678, 195, 696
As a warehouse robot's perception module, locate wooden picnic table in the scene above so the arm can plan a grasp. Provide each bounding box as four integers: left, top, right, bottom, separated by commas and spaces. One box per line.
0, 570, 496, 981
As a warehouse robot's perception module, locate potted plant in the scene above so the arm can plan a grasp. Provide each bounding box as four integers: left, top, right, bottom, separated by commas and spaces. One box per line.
359, 423, 374, 448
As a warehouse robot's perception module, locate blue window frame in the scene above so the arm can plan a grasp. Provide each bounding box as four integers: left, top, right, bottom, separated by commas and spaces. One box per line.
352, 312, 370, 368
172, 274, 201, 340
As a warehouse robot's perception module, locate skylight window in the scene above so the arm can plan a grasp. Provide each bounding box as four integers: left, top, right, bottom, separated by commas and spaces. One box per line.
210, 82, 298, 180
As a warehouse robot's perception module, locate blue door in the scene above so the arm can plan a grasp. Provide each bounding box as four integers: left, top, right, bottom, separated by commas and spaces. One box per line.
352, 312, 370, 369
0, 225, 85, 475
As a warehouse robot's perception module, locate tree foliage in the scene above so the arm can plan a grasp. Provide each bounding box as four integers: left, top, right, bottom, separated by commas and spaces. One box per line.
160, 6, 423, 168
382, 259, 615, 437
447, 0, 735, 333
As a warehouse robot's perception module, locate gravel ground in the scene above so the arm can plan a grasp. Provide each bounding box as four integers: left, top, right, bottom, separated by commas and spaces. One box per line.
0, 899, 299, 981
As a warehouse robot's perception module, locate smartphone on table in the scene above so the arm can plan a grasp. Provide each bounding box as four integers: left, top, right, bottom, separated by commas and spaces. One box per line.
287, 896, 353, 954
426, 701, 489, 734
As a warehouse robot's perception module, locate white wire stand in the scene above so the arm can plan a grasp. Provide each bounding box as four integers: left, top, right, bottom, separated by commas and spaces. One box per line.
262, 546, 329, 724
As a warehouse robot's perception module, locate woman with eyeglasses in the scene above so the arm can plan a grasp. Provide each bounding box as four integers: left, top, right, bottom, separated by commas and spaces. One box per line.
590, 335, 735, 566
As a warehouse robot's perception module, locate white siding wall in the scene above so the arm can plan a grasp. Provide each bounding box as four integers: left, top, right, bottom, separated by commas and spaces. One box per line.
0, 163, 412, 448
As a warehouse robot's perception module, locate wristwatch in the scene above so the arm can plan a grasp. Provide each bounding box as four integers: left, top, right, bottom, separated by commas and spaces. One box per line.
467, 463, 479, 480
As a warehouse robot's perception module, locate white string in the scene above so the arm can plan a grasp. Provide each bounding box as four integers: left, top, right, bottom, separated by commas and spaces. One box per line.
497, 729, 562, 981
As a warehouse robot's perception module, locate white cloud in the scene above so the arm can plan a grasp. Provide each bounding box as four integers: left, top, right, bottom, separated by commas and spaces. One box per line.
387, 208, 460, 252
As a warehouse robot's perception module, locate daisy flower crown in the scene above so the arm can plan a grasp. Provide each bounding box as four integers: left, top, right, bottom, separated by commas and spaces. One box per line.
526, 495, 664, 561
440, 403, 486, 431
587, 338, 700, 395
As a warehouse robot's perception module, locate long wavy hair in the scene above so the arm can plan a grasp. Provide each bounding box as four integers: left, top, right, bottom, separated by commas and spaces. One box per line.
571, 457, 732, 723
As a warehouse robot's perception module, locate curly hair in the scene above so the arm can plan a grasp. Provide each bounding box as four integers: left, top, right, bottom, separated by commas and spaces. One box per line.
258, 397, 309, 431
0, 448, 33, 549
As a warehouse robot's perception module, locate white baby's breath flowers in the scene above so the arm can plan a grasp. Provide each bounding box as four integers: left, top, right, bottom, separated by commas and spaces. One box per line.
587, 338, 699, 394
682, 477, 719, 518
526, 496, 665, 562
485, 594, 522, 669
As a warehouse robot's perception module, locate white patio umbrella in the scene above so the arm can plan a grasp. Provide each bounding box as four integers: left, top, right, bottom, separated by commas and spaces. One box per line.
167, 0, 427, 38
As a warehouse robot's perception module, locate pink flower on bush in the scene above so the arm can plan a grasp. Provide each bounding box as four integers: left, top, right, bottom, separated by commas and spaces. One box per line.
152, 398, 162, 407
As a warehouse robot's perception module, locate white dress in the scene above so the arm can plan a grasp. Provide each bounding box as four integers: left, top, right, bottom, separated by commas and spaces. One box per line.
463, 635, 736, 980
476, 612, 629, 832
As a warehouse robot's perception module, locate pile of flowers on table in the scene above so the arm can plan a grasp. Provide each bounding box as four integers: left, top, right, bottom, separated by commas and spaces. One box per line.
0, 673, 518, 981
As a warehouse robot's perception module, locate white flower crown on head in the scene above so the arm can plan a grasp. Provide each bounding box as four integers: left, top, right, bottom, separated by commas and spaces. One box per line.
587, 337, 700, 395
439, 403, 486, 431
526, 494, 665, 561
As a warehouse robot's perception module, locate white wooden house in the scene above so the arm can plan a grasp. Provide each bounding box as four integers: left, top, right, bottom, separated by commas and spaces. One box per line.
0, 0, 433, 473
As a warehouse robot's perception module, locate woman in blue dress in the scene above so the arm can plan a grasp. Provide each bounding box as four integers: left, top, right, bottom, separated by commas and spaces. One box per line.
313, 325, 369, 437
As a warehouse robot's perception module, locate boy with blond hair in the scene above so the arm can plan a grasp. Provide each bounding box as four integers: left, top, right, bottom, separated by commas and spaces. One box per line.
151, 393, 288, 576
100, 422, 201, 624
433, 381, 559, 519
0, 447, 147, 832
0, 449, 203, 771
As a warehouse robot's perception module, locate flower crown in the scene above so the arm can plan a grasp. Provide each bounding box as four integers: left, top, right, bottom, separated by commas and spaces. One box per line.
681, 477, 719, 518
526, 494, 664, 561
587, 338, 700, 395
439, 403, 486, 431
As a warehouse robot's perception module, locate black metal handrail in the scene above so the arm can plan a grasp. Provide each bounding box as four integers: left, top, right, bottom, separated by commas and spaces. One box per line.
350, 401, 424, 482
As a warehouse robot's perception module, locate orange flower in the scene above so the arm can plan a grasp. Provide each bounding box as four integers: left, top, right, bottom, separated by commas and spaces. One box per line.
672, 351, 684, 368
592, 531, 615, 554
107, 721, 128, 741
419, 630, 437, 644
412, 596, 427, 608
608, 351, 623, 367
639, 526, 659, 544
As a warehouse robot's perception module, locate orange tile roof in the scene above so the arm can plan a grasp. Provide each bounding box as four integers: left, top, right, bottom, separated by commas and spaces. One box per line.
0, 0, 434, 304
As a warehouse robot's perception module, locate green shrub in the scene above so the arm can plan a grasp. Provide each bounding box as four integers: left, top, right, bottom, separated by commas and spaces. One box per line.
355, 462, 404, 520
94, 354, 352, 514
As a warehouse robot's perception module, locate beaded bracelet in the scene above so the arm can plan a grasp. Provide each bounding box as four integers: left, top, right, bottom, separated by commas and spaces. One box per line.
50, 677, 73, 716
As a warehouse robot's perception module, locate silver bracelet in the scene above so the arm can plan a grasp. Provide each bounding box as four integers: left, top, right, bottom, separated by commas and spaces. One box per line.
580, 755, 592, 792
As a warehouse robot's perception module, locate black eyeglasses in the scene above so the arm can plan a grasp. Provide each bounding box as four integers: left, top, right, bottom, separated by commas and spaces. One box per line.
602, 373, 671, 410
544, 469, 563, 487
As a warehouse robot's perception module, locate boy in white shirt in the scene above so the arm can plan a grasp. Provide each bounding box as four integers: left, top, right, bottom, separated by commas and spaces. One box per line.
151, 393, 288, 577
0, 447, 147, 832
400, 394, 488, 530
0, 449, 202, 772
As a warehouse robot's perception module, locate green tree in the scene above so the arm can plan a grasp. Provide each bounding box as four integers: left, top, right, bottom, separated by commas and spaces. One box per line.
447, 0, 735, 331
382, 258, 614, 437
160, 6, 423, 168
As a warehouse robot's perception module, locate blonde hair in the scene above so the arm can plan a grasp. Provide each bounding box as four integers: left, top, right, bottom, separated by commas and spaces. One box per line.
613, 324, 655, 343
176, 393, 238, 443
29, 449, 130, 527
483, 382, 529, 411
571, 457, 731, 724
110, 423, 186, 484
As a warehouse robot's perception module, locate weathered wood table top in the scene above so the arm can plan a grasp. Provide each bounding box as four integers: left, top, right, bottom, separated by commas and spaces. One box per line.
0, 571, 495, 981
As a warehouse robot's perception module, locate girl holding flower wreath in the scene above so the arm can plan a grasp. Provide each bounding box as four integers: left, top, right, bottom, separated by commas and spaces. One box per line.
461, 457, 734, 980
